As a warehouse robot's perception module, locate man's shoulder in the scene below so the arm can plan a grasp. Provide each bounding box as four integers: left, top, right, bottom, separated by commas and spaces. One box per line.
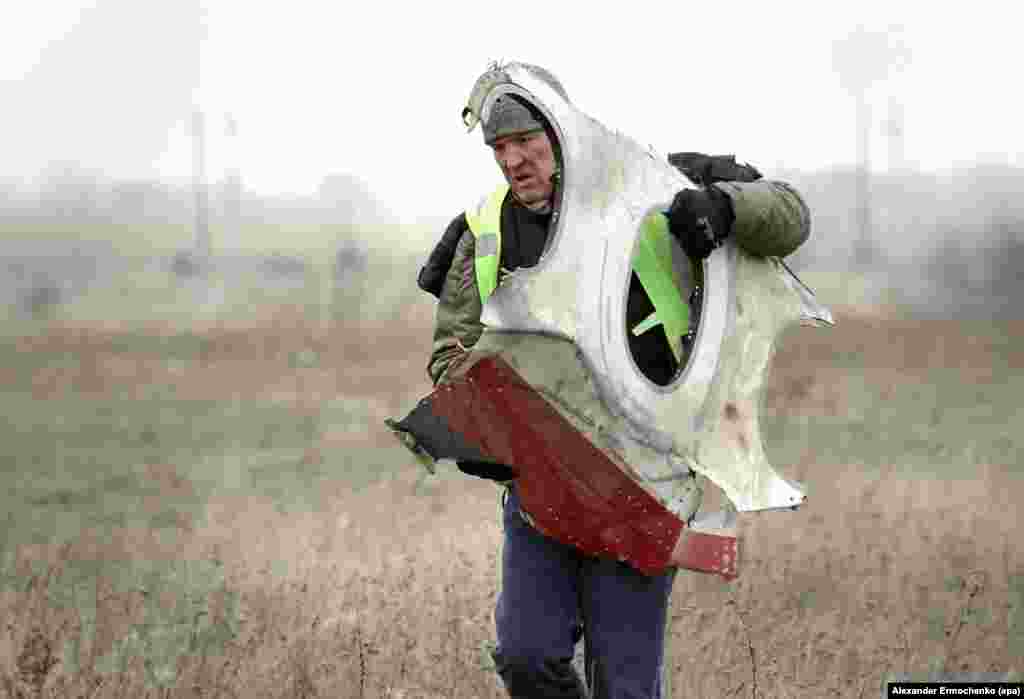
667, 152, 763, 186
417, 213, 472, 298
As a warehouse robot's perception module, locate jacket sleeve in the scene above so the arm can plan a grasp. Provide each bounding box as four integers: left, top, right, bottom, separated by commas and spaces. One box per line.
712, 180, 811, 258
426, 226, 485, 385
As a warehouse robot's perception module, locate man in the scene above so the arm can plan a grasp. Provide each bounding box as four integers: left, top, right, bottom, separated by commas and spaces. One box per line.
416, 66, 810, 698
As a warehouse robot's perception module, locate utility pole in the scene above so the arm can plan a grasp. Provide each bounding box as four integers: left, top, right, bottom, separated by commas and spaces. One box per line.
192, 109, 211, 267
854, 88, 873, 265
885, 97, 906, 174
832, 25, 910, 266
222, 113, 242, 250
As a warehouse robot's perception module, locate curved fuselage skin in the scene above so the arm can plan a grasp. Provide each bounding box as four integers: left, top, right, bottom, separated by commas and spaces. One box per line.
462, 63, 831, 508
399, 62, 835, 577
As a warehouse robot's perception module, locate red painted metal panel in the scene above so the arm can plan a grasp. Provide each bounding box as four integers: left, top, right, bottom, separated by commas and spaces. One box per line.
671, 529, 739, 580
430, 353, 738, 579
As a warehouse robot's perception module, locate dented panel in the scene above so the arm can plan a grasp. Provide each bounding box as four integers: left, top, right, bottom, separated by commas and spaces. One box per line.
460, 62, 832, 512
388, 61, 834, 579
430, 351, 736, 578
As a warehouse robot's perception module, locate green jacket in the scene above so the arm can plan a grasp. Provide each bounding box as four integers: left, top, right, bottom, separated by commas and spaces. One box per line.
426, 179, 810, 385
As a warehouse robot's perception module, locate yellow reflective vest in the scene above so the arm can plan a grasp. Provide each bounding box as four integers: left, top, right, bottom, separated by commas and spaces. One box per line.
464, 185, 691, 362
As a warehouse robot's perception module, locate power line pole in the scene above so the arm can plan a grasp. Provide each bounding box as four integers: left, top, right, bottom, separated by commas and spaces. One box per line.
832, 25, 910, 266
222, 113, 242, 250
854, 89, 873, 265
192, 109, 211, 267
886, 97, 906, 174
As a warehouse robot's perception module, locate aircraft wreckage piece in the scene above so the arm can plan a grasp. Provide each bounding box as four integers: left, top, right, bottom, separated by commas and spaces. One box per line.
388, 62, 833, 578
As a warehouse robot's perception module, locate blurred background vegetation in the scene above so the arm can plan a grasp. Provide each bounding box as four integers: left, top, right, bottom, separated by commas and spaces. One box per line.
3, 161, 1022, 325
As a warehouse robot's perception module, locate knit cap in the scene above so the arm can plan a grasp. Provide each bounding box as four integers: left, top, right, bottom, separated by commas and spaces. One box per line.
482, 95, 544, 146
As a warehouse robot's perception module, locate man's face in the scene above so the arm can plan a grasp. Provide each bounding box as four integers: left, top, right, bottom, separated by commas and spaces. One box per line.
491, 130, 556, 207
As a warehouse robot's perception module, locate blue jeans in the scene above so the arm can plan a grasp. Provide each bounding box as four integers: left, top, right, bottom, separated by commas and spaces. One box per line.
492, 485, 677, 699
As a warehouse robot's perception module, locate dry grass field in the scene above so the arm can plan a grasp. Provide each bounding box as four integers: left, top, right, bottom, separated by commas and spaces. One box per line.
1, 295, 1021, 697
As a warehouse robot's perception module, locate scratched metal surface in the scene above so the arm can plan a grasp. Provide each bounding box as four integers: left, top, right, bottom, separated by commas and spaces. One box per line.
461, 62, 834, 512
470, 331, 705, 523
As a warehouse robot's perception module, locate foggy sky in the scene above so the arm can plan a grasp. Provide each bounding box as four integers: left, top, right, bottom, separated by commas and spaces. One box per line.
1, 1, 1021, 225
1, 0, 202, 183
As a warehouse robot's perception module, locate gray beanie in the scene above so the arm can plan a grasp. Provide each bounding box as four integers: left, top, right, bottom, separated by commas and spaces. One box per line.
482, 95, 544, 146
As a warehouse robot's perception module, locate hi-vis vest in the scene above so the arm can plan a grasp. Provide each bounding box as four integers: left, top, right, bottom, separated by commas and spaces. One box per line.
465, 185, 691, 362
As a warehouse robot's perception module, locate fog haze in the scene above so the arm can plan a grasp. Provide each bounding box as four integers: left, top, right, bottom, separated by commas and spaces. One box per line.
2, 0, 202, 185
1, 1, 1022, 318
3, 2, 1021, 213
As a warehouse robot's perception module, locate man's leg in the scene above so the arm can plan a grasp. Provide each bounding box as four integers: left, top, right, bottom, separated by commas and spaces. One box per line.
492, 485, 587, 699
580, 558, 677, 699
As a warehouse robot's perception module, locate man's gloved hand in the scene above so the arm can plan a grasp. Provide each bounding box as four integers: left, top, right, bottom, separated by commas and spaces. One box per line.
665, 186, 736, 260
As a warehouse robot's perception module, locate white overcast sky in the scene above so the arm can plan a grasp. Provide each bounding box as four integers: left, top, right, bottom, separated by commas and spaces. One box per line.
1, 0, 1020, 224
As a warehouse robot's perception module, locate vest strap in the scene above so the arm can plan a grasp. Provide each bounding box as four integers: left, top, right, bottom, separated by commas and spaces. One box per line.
631, 211, 690, 362
465, 185, 509, 303
465, 189, 690, 365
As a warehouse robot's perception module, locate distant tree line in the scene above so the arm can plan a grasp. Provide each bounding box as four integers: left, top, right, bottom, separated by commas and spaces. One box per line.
0, 166, 392, 315
0, 165, 394, 230
1, 163, 1021, 318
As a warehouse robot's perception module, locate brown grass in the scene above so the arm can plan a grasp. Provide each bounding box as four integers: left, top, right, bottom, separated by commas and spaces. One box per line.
1, 309, 1021, 697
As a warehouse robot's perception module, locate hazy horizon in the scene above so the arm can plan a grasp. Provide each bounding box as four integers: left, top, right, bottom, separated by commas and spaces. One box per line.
2, 1, 1022, 225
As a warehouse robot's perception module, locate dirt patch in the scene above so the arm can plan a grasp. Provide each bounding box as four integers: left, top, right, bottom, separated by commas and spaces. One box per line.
13, 313, 435, 407
773, 311, 1024, 373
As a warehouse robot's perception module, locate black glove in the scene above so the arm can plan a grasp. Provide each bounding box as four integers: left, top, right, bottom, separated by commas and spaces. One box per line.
665, 186, 735, 260
456, 460, 517, 481
417, 214, 468, 298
